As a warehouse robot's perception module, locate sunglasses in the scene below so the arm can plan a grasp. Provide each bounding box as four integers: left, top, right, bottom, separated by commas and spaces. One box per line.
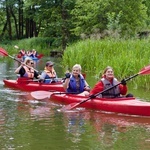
30, 62, 34, 64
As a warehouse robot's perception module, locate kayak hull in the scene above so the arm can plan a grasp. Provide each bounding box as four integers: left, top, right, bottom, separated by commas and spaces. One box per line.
3, 79, 65, 92
51, 94, 150, 116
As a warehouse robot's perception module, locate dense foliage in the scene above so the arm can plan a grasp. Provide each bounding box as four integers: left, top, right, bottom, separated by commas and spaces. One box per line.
0, 0, 150, 50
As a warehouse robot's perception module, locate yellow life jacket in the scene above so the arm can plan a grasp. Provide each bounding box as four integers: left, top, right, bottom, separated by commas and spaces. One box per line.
44, 67, 56, 78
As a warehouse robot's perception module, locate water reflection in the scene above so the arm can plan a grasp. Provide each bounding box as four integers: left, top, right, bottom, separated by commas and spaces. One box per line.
58, 107, 150, 149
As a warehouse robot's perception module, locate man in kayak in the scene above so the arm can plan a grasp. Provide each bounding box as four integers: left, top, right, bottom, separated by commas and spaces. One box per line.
90, 66, 132, 98
63, 64, 90, 96
14, 58, 39, 79
39, 61, 58, 83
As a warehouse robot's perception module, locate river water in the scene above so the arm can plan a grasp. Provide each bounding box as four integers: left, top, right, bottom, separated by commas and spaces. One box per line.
0, 57, 150, 150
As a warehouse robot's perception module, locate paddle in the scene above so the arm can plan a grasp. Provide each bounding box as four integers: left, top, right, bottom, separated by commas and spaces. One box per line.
30, 91, 78, 100
61, 64, 150, 111
0, 47, 39, 73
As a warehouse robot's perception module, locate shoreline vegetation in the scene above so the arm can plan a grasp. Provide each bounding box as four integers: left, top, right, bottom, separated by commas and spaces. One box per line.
1, 38, 150, 89
62, 39, 150, 90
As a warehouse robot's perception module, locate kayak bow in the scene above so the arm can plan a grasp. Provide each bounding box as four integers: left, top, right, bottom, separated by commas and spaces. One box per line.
3, 78, 65, 92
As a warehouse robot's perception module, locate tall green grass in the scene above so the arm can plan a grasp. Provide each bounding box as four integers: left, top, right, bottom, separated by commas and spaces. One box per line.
62, 39, 150, 89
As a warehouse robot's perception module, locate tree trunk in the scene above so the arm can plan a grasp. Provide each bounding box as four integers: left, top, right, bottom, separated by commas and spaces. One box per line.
1, 22, 7, 37
60, 0, 69, 51
18, 0, 24, 38
6, 1, 12, 40
10, 7, 19, 39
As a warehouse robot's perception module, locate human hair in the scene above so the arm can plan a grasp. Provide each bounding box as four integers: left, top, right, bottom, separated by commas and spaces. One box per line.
103, 66, 113, 74
24, 58, 32, 64
72, 64, 82, 71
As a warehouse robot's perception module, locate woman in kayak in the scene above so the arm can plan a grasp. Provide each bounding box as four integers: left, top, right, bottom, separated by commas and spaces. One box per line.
63, 64, 90, 96
90, 66, 132, 98
39, 61, 58, 83
14, 58, 39, 79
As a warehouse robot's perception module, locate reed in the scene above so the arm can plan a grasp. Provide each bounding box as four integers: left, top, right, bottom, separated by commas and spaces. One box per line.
62, 39, 150, 89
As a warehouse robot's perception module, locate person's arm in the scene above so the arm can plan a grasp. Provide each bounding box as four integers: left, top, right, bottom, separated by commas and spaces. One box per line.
63, 73, 71, 90
63, 78, 70, 90
90, 81, 104, 95
84, 80, 90, 91
39, 71, 47, 80
34, 71, 40, 79
15, 66, 26, 77
14, 65, 23, 74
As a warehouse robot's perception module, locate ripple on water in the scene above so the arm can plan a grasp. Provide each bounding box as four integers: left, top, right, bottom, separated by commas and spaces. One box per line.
0, 88, 29, 102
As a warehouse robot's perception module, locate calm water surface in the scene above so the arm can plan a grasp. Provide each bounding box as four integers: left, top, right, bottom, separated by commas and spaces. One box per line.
0, 57, 150, 150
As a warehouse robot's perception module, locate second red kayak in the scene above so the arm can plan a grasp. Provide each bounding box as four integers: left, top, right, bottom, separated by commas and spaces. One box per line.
3, 78, 65, 92
50, 93, 150, 116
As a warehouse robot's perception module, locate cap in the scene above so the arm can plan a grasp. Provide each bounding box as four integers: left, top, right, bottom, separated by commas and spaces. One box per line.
46, 61, 54, 66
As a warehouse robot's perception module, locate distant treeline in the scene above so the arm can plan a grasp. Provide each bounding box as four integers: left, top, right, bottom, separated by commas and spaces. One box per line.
1, 0, 150, 50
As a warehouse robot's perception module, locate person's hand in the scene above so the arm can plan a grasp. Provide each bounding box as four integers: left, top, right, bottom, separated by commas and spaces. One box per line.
65, 73, 71, 78
84, 86, 90, 92
121, 79, 126, 85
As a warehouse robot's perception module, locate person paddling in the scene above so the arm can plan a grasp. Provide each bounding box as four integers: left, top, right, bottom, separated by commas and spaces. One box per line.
90, 66, 133, 98
63, 64, 90, 96
14, 58, 39, 79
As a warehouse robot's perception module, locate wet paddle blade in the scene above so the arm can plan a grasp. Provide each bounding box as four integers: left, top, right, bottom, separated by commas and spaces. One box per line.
30, 91, 52, 100
0, 47, 8, 56
139, 65, 150, 75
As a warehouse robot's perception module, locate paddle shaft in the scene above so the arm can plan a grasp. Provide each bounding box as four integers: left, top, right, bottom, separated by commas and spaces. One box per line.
18, 78, 64, 82
51, 92, 78, 95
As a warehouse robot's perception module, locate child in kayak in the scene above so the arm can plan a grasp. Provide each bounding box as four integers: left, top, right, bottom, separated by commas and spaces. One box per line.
63, 64, 90, 96
90, 66, 133, 98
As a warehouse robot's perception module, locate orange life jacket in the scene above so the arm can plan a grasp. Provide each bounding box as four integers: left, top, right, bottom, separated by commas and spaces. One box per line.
23, 66, 34, 79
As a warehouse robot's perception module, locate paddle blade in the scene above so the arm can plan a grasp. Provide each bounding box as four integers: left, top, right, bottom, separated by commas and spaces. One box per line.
0, 47, 8, 56
139, 65, 150, 75
30, 91, 52, 100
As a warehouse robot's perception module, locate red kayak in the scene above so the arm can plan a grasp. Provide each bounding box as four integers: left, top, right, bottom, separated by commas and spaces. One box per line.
3, 78, 65, 92
50, 94, 150, 116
